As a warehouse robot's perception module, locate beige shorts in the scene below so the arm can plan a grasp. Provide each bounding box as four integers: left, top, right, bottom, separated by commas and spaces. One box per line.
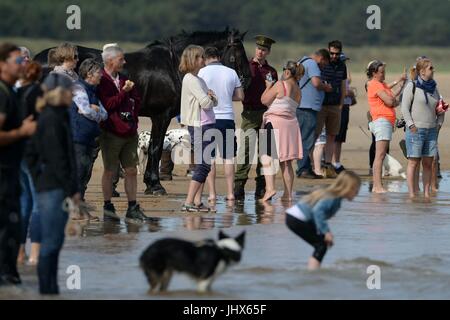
99, 130, 138, 171
315, 105, 342, 136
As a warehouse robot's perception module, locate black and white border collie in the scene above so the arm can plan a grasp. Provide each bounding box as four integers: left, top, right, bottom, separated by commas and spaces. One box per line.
139, 230, 245, 293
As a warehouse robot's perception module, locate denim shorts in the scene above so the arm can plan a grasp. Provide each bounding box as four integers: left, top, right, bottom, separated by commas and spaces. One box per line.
369, 118, 393, 141
405, 127, 437, 158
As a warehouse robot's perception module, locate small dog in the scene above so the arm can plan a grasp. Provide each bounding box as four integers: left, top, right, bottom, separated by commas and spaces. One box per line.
137, 128, 190, 174
383, 153, 407, 179
140, 230, 245, 293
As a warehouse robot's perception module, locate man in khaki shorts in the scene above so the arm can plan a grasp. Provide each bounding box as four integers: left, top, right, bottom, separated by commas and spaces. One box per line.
97, 44, 148, 222
315, 40, 347, 176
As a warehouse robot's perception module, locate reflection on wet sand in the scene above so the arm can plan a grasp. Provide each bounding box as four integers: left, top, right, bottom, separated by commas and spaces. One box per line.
5, 174, 450, 299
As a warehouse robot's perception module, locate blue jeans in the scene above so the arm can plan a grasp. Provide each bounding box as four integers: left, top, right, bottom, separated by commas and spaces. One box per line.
37, 189, 68, 294
188, 124, 214, 183
19, 160, 41, 244
296, 108, 318, 175
74, 143, 95, 200
0, 167, 21, 280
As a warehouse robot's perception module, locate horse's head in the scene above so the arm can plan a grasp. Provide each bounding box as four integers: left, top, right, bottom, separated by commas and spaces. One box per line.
221, 29, 252, 90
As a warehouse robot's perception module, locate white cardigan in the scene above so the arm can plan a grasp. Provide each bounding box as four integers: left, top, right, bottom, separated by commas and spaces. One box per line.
180, 73, 216, 127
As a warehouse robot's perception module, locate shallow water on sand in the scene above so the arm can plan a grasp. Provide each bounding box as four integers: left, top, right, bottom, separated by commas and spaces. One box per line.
3, 173, 450, 299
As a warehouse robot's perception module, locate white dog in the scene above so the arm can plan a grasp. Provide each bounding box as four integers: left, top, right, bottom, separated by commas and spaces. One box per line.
383, 153, 407, 179
137, 128, 190, 174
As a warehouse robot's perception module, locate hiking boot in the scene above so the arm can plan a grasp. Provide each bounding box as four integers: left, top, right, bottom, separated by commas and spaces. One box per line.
125, 204, 149, 223
234, 180, 246, 201
334, 165, 346, 174
298, 171, 324, 179
103, 203, 120, 222
255, 177, 266, 200
2, 273, 21, 285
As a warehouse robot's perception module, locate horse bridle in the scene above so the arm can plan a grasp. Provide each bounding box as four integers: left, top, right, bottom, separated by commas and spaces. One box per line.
222, 40, 247, 85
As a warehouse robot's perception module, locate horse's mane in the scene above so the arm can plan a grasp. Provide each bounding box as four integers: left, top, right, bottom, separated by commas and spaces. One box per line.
145, 40, 165, 48
165, 28, 242, 53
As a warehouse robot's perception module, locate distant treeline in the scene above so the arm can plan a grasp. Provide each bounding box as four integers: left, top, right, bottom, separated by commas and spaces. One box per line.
1, 0, 449, 46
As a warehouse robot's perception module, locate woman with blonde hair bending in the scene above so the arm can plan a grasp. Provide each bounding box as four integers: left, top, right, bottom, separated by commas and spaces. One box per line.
286, 171, 361, 270
260, 60, 304, 202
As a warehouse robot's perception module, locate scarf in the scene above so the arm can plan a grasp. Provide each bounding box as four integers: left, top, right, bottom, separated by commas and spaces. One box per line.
52, 65, 79, 82
416, 76, 436, 104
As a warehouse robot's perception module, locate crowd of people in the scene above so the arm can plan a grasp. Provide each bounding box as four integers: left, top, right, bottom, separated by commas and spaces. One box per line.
0, 34, 447, 293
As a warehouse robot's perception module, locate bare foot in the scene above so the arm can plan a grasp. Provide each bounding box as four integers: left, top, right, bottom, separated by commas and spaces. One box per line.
208, 195, 216, 202
260, 190, 277, 202
17, 248, 27, 265
372, 187, 387, 193
27, 258, 38, 266
281, 194, 293, 202
225, 194, 235, 201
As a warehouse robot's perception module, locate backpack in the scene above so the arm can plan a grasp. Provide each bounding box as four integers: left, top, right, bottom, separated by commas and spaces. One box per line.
297, 57, 312, 89
396, 81, 416, 128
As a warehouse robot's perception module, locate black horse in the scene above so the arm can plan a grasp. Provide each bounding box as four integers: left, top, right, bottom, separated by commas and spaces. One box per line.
34, 28, 252, 195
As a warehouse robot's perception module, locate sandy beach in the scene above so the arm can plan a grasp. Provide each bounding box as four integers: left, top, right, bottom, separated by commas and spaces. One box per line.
2, 73, 450, 300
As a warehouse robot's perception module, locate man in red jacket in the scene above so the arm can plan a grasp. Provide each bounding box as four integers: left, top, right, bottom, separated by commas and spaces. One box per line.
97, 44, 148, 222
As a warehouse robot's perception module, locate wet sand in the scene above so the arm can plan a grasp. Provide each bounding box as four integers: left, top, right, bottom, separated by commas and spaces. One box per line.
1, 73, 450, 299
2, 173, 450, 300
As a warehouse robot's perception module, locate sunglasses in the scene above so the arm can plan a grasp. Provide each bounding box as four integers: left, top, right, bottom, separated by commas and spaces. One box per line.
12, 56, 25, 64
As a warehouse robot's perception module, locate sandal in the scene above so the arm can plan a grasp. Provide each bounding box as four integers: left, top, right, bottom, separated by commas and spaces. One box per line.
181, 204, 200, 212
88, 215, 101, 223
71, 214, 89, 222
195, 203, 217, 213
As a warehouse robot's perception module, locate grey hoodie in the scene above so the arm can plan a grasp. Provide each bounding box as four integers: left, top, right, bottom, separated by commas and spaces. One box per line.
401, 81, 444, 129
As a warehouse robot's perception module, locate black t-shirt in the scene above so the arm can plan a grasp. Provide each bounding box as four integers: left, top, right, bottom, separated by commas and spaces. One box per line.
0, 80, 24, 168
18, 83, 42, 119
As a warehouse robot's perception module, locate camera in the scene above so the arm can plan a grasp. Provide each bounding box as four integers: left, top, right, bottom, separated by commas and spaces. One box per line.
396, 118, 406, 129
120, 112, 133, 122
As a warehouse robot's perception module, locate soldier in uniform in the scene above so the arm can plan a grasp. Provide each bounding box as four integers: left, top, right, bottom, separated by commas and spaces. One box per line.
234, 35, 278, 201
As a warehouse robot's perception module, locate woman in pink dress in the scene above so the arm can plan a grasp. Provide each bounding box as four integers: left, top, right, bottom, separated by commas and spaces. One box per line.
260, 61, 304, 202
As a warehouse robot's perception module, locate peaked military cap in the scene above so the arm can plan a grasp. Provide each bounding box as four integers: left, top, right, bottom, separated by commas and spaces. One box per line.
254, 35, 276, 50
